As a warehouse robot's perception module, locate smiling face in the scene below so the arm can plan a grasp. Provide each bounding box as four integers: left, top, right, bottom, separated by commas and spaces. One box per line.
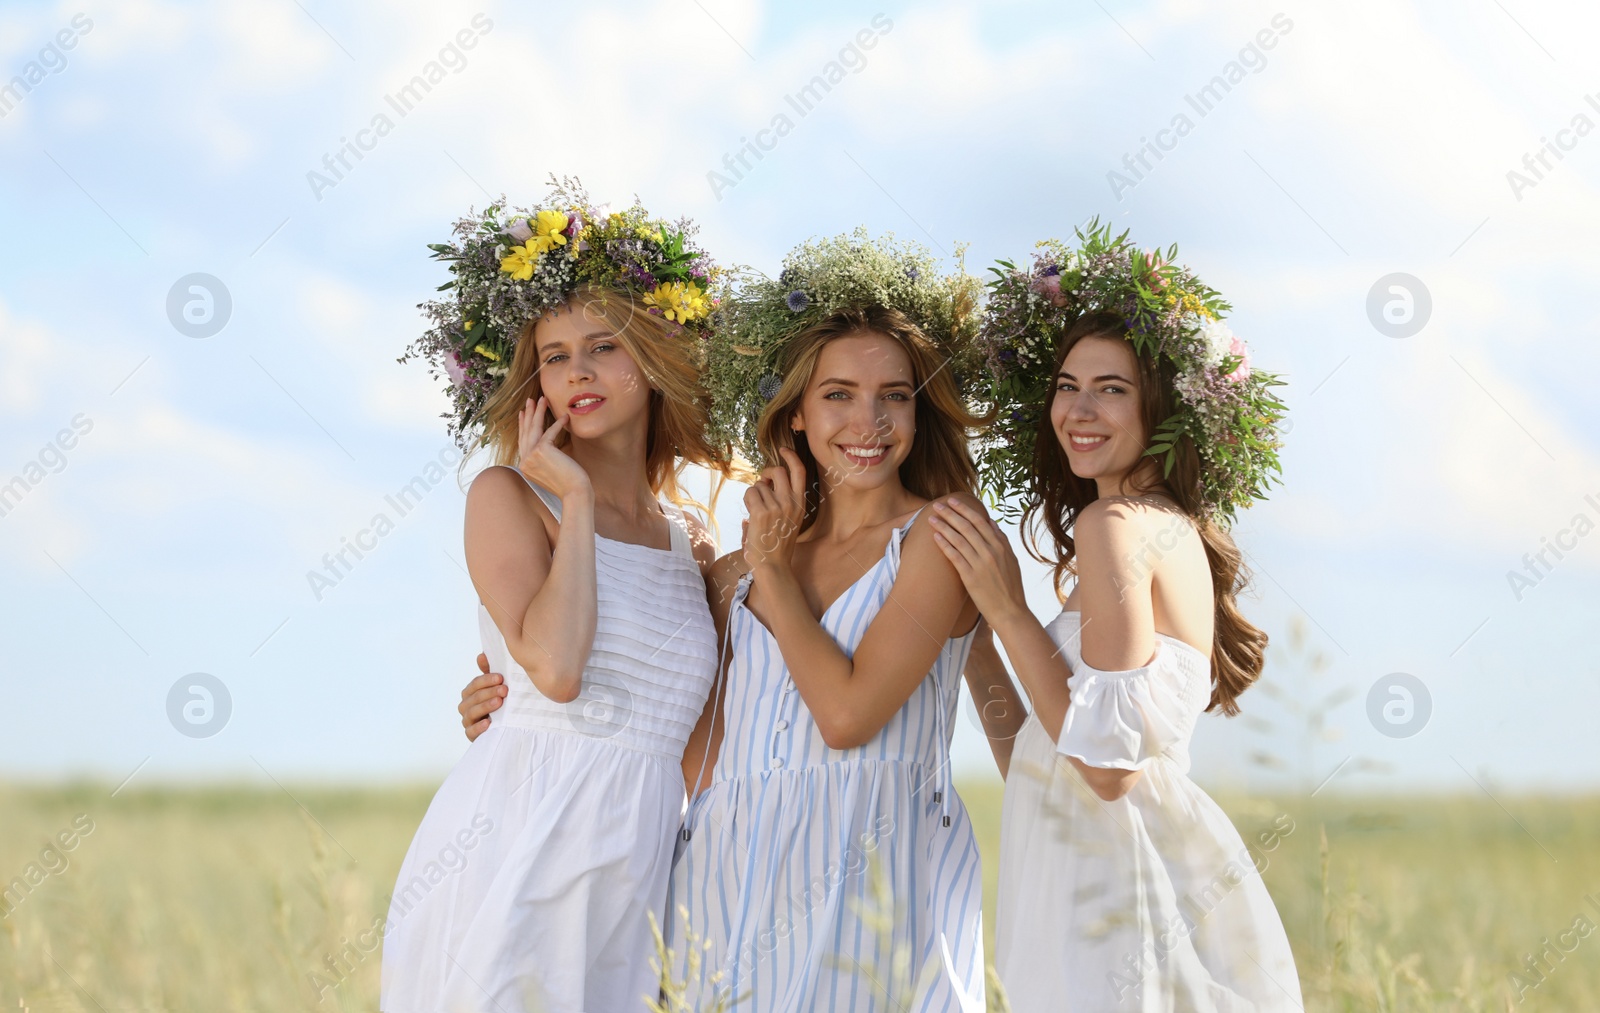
791, 330, 917, 492
531, 299, 653, 439
1050, 333, 1151, 492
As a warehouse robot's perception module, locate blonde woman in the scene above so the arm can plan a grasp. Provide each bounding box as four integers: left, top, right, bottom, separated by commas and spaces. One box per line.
383, 193, 736, 1013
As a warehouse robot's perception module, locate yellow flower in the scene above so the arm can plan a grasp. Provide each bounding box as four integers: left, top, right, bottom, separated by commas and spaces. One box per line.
499, 241, 539, 280
530, 209, 571, 256
499, 210, 572, 279
643, 281, 711, 324
474, 343, 500, 361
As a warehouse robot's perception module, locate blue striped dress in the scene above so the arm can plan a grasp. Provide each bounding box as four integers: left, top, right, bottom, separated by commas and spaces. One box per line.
665, 506, 986, 1012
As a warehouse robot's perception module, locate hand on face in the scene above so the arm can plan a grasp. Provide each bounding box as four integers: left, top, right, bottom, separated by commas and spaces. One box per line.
517, 395, 592, 500
743, 446, 807, 573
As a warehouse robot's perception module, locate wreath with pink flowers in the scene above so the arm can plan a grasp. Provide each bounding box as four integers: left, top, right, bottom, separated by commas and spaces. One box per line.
973, 219, 1286, 521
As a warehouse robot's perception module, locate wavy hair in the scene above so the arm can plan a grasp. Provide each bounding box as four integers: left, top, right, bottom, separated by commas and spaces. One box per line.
1021, 310, 1266, 716
754, 305, 990, 533
470, 285, 743, 516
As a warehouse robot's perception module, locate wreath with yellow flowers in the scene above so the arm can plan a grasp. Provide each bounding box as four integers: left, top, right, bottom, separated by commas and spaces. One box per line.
401, 175, 726, 447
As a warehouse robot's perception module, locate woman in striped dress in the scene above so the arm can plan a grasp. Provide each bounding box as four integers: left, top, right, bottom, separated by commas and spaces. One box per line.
667, 278, 993, 1011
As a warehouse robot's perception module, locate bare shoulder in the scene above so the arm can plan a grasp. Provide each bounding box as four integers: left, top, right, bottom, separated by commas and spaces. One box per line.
1073, 497, 1148, 578
1076, 494, 1143, 529
467, 465, 536, 512
1075, 495, 1175, 545
465, 466, 550, 547
678, 507, 720, 575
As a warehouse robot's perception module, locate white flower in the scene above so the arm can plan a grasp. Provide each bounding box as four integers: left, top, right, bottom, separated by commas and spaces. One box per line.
1197, 319, 1234, 369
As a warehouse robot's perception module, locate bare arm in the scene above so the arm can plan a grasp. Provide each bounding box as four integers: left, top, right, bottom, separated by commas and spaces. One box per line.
1060, 499, 1157, 801
463, 397, 598, 704
960, 618, 1028, 778
464, 468, 596, 703
746, 450, 977, 750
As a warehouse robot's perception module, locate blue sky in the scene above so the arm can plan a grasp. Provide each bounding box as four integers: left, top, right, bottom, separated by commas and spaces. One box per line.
1, 0, 1596, 796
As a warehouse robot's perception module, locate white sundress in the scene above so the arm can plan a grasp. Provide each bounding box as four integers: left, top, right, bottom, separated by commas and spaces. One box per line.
381, 468, 718, 1013
995, 609, 1303, 1012
666, 506, 987, 1013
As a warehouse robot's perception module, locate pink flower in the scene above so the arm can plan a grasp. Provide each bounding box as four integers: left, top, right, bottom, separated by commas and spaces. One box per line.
1224, 335, 1251, 381
444, 349, 468, 386
1030, 273, 1068, 307
505, 218, 533, 242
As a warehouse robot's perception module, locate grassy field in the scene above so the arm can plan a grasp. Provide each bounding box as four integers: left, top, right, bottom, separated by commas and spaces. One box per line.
2, 781, 1595, 1011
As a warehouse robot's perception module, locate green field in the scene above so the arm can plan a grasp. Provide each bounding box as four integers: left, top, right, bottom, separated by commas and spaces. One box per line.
2, 781, 1595, 1011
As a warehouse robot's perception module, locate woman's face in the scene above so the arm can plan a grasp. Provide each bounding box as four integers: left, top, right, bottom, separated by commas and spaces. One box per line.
532, 301, 652, 439
1050, 334, 1148, 488
792, 330, 917, 493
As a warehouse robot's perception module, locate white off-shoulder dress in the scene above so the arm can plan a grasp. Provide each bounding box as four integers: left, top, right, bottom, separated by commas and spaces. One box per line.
995, 609, 1302, 1012
381, 469, 718, 1013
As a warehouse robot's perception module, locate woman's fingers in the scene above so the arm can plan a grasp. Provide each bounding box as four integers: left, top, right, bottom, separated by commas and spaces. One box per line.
459, 672, 503, 701
931, 501, 990, 556
538, 409, 567, 448
931, 521, 983, 572
460, 687, 504, 724
476, 652, 491, 675
777, 447, 806, 503
465, 717, 490, 742
930, 528, 975, 575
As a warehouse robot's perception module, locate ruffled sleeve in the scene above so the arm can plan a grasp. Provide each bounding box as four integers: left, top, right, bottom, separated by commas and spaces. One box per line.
1056, 642, 1204, 771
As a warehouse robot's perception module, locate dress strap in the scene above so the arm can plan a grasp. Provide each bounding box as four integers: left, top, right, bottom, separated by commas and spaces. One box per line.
660, 501, 695, 562
494, 465, 564, 521
886, 503, 930, 570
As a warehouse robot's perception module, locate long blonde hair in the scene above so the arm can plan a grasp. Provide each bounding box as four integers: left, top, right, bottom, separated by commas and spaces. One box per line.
471, 285, 742, 513
754, 305, 989, 533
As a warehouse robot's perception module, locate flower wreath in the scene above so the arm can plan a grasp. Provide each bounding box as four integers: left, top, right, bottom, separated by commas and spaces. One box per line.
703, 228, 986, 468
973, 219, 1286, 521
400, 175, 726, 447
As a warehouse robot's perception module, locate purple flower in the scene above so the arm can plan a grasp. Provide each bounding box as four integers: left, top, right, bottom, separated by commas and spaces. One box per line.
758, 373, 783, 400
1041, 264, 1060, 277
786, 290, 809, 313
904, 265, 920, 282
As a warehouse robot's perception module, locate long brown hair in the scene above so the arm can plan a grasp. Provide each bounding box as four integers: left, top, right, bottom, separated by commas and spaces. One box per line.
755, 305, 989, 532
1022, 310, 1265, 715
471, 285, 742, 514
